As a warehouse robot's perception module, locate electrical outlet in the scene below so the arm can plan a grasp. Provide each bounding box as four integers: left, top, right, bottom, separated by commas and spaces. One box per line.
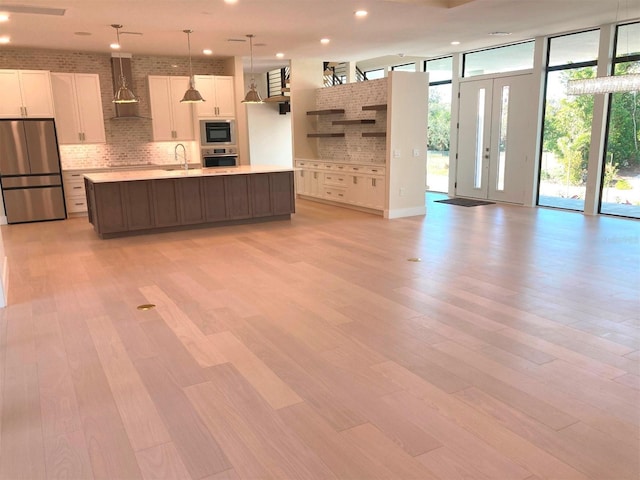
399, 187, 405, 196
413, 148, 420, 157
393, 149, 401, 158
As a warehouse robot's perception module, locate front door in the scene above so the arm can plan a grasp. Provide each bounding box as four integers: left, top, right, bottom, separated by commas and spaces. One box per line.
456, 74, 533, 204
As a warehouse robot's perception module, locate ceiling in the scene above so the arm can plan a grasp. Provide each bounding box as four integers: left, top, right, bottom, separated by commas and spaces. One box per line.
0, 0, 638, 73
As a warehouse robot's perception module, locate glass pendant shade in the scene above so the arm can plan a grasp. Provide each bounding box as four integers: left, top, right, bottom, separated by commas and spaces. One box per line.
242, 82, 263, 103
113, 77, 138, 103
180, 29, 205, 103
241, 34, 264, 104
567, 74, 640, 95
111, 24, 139, 104
181, 77, 205, 103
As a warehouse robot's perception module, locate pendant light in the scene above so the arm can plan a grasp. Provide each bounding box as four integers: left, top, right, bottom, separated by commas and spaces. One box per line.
180, 29, 205, 103
111, 24, 139, 104
567, 0, 640, 95
242, 34, 263, 104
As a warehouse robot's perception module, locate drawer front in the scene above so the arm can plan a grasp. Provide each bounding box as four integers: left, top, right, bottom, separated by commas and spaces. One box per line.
349, 165, 365, 173
66, 197, 88, 213
323, 173, 347, 187
65, 181, 86, 196
366, 166, 385, 175
295, 160, 307, 168
323, 187, 347, 201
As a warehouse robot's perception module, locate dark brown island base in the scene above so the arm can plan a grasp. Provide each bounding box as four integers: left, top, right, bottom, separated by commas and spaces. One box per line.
83, 166, 295, 238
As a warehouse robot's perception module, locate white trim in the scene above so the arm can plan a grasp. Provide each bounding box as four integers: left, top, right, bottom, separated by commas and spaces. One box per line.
384, 205, 426, 219
0, 256, 7, 308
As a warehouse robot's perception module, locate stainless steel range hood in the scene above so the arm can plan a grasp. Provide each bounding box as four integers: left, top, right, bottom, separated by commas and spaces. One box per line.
110, 53, 141, 118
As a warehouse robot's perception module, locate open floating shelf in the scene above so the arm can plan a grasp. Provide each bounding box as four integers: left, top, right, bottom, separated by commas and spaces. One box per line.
362, 132, 386, 137
307, 133, 346, 138
362, 104, 387, 111
306, 109, 345, 115
332, 119, 376, 125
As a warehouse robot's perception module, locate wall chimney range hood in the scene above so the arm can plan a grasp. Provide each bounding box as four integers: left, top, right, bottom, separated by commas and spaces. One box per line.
110, 53, 142, 118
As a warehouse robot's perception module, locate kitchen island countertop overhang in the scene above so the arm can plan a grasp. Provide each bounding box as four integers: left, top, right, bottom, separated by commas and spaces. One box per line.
84, 165, 296, 238
83, 165, 295, 183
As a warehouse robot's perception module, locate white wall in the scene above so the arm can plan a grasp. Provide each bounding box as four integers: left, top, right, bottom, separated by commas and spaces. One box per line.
0, 228, 7, 307
247, 102, 293, 167
290, 59, 325, 160
386, 71, 429, 219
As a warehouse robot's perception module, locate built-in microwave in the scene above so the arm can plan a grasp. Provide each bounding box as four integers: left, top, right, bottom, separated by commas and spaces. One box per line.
199, 119, 236, 147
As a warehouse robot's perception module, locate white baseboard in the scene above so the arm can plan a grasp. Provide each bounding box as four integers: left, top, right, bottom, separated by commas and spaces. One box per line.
384, 205, 427, 219
0, 256, 7, 308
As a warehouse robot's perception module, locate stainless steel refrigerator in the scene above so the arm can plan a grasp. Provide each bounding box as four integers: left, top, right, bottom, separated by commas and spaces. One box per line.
0, 119, 66, 224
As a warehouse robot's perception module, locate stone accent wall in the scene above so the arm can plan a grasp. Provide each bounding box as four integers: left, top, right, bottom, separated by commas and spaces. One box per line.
315, 79, 387, 164
0, 47, 227, 169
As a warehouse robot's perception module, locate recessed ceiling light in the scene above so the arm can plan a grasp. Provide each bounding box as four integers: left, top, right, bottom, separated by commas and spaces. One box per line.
0, 36, 10, 44
489, 31, 512, 36
451, 41, 460, 45
0, 14, 9, 22
203, 49, 213, 55
276, 52, 284, 58
224, 0, 238, 4
110, 42, 120, 49
355, 10, 368, 17
320, 38, 330, 45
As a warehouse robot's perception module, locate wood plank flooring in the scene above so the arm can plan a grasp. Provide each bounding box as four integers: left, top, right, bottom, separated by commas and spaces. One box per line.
0, 196, 638, 480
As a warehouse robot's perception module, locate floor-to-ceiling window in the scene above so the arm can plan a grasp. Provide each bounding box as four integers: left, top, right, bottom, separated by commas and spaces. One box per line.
425, 57, 453, 192
600, 22, 640, 218
539, 30, 600, 211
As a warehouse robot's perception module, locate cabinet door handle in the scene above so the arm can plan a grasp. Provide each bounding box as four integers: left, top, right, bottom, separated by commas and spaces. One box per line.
372, 178, 376, 187
73, 186, 82, 190
314, 172, 318, 179
353, 177, 358, 184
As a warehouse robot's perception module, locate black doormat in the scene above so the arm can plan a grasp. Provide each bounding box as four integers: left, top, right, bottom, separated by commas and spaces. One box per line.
434, 198, 495, 207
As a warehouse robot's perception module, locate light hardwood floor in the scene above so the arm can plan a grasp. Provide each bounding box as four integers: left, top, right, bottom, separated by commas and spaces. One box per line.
0, 196, 638, 480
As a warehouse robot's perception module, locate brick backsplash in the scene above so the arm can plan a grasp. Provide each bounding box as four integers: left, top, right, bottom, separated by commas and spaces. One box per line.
315, 79, 387, 164
0, 47, 226, 169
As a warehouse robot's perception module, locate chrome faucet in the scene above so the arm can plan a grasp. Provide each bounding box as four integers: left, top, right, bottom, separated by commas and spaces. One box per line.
174, 143, 187, 170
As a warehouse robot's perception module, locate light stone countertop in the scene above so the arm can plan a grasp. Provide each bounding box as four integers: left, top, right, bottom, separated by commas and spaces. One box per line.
84, 165, 294, 183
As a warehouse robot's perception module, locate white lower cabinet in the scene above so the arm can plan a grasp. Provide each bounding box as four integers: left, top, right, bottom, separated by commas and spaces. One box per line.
62, 171, 88, 214
296, 160, 385, 211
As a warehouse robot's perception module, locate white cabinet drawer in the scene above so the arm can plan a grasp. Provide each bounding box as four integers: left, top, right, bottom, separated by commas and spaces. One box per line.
323, 173, 347, 187
366, 166, 385, 175
323, 187, 346, 201
66, 197, 88, 213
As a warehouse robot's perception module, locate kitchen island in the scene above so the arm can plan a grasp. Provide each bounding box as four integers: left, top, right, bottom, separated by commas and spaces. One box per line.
84, 166, 295, 238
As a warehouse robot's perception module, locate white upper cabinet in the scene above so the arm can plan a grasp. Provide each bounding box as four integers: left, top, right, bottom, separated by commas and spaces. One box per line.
51, 73, 106, 144
193, 75, 235, 118
148, 75, 195, 141
0, 69, 55, 118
